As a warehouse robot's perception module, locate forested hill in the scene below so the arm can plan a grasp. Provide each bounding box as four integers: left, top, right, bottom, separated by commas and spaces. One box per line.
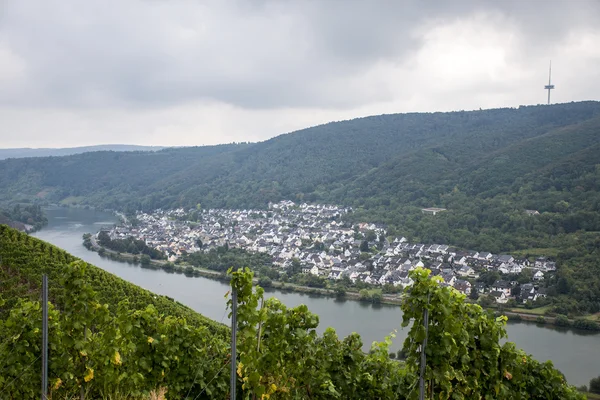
2, 101, 600, 252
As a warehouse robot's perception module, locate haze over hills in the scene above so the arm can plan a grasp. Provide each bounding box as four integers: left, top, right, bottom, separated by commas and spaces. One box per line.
0, 144, 167, 160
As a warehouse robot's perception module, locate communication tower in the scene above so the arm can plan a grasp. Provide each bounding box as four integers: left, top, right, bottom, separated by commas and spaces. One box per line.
544, 61, 555, 105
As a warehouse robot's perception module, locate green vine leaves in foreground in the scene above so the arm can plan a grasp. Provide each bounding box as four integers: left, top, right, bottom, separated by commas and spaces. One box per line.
228, 267, 407, 399
0, 260, 231, 399
401, 267, 584, 400
0, 227, 588, 399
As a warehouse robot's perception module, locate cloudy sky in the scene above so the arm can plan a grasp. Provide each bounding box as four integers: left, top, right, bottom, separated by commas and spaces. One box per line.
1, 0, 599, 148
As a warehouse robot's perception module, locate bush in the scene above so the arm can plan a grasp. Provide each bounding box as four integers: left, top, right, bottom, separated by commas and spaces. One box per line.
184, 266, 195, 276
140, 254, 151, 266
509, 313, 522, 321
590, 375, 600, 394
554, 314, 571, 327
536, 316, 546, 324
257, 276, 273, 288
163, 262, 175, 273
573, 319, 600, 331
334, 286, 346, 298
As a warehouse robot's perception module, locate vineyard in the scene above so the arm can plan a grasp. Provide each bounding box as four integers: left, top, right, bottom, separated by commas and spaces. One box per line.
0, 224, 586, 399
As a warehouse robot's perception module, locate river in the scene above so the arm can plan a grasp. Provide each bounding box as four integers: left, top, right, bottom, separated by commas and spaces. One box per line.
33, 206, 600, 387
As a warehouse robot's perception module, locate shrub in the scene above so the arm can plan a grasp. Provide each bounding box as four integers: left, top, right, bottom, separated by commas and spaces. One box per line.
590, 375, 600, 394
573, 319, 600, 331
554, 314, 571, 327
257, 276, 273, 288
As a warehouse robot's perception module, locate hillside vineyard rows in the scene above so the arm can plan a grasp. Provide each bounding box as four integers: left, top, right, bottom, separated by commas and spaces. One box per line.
0, 225, 586, 399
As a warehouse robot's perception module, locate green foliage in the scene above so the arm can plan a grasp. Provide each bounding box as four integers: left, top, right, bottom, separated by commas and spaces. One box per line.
359, 240, 369, 253
590, 375, 600, 394
97, 231, 164, 260
358, 288, 383, 304
572, 319, 600, 331
3, 103, 600, 312
0, 226, 587, 399
334, 286, 346, 298
257, 276, 273, 288
401, 267, 583, 399
0, 225, 226, 333
554, 314, 571, 327
0, 260, 231, 399
184, 245, 272, 273
140, 254, 151, 266
0, 204, 48, 232
229, 267, 407, 399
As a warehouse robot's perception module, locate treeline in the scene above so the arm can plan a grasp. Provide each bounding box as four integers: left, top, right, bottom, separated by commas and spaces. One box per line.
96, 230, 165, 260
1, 102, 599, 213
0, 203, 48, 231
0, 225, 585, 398
183, 245, 273, 272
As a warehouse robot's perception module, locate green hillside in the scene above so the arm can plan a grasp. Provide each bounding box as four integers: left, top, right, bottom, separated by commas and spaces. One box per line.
2, 102, 599, 213
0, 224, 226, 334
0, 225, 585, 399
2, 101, 600, 314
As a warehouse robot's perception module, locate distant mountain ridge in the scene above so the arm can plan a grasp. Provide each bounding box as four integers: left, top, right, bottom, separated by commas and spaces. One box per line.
0, 144, 168, 160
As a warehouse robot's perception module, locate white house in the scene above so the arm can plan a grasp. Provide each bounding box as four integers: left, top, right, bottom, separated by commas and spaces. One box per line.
490, 291, 508, 304
457, 266, 475, 277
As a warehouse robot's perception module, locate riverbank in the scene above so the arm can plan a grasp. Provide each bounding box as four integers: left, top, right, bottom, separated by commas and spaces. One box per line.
85, 235, 405, 304
83, 239, 600, 332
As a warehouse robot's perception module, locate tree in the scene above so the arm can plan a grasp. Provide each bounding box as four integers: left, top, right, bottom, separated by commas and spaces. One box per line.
334, 286, 346, 298
257, 276, 272, 288
478, 271, 500, 286
359, 289, 370, 301
469, 289, 479, 301
590, 375, 600, 394
555, 314, 571, 327
512, 285, 521, 298
360, 240, 369, 253
371, 291, 383, 304
365, 230, 377, 242
288, 258, 303, 276
140, 254, 151, 266
479, 294, 495, 307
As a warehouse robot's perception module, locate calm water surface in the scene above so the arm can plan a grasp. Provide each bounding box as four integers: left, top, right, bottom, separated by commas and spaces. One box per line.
33, 206, 600, 387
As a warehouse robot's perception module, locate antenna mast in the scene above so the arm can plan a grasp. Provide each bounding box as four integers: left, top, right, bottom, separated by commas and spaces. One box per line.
544, 61, 555, 105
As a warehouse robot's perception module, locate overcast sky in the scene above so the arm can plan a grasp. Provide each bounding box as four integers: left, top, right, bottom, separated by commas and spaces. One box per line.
1, 0, 599, 148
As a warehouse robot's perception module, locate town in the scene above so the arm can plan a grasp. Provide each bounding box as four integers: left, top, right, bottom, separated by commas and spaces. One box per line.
100, 201, 556, 305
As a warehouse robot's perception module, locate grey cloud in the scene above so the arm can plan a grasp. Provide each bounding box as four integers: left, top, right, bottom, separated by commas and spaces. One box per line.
0, 0, 599, 112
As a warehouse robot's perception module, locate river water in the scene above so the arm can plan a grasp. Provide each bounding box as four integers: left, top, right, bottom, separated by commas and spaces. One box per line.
33, 206, 600, 387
